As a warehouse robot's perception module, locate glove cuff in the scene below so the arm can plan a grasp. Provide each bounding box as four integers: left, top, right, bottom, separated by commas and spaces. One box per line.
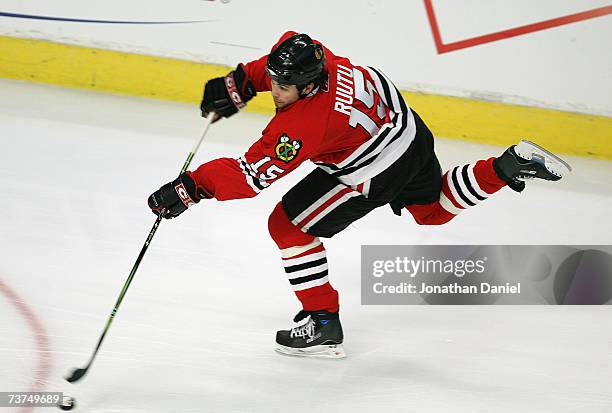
233, 64, 257, 102
224, 65, 257, 111
224, 73, 247, 110
184, 172, 213, 200
172, 173, 203, 208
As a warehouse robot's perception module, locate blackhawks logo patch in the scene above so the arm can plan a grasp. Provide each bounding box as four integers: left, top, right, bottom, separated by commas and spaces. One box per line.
275, 134, 302, 163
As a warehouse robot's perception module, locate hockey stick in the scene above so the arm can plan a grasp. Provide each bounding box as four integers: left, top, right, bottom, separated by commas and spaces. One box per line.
65, 112, 215, 383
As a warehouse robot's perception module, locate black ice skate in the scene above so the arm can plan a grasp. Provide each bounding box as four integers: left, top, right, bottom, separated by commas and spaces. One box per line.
493, 140, 572, 192
275, 310, 346, 359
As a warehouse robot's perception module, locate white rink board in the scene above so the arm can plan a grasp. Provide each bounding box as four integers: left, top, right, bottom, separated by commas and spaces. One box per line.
0, 0, 611, 114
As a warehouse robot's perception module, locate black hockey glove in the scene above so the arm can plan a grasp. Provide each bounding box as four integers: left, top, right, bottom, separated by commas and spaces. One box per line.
148, 172, 210, 219
200, 64, 257, 119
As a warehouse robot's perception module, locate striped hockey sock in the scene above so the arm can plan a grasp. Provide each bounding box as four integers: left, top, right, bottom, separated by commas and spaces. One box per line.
280, 239, 339, 312
268, 202, 339, 313
407, 157, 507, 225
440, 157, 507, 215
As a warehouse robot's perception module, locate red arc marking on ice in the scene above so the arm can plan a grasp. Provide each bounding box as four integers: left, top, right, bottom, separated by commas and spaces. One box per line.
0, 278, 51, 413
423, 0, 612, 54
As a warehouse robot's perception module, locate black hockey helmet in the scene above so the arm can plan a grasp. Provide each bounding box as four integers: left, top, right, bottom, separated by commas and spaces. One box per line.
266, 33, 326, 86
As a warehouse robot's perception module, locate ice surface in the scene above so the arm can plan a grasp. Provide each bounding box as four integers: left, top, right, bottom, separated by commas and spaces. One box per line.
1, 79, 611, 412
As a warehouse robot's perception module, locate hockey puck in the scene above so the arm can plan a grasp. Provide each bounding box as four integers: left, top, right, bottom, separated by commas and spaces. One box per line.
58, 396, 76, 411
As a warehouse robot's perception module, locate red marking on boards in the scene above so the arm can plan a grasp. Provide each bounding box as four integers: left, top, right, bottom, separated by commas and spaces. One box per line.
424, 1, 612, 54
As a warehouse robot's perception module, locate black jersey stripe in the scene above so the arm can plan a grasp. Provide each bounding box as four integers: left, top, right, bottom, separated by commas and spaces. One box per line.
338, 115, 397, 170
451, 166, 476, 207
335, 116, 405, 174
284, 257, 328, 274
331, 155, 377, 177
329, 68, 402, 171
385, 109, 410, 147
332, 111, 408, 177
318, 67, 411, 179
239, 158, 266, 191
461, 164, 487, 201
238, 156, 257, 177
288, 270, 329, 286
392, 83, 409, 114
369, 67, 396, 112
338, 69, 410, 170
315, 161, 341, 171
370, 67, 410, 116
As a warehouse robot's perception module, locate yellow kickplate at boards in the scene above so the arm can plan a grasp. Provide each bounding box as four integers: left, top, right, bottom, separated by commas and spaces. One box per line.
1, 35, 610, 159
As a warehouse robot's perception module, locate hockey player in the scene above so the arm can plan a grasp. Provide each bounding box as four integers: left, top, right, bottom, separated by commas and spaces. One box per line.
148, 32, 571, 358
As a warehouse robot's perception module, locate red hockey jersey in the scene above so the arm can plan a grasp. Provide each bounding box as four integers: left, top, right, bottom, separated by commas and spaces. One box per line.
191, 31, 417, 201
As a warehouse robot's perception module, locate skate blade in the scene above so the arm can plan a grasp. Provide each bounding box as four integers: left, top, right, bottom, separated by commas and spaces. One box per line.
275, 343, 346, 359
516, 140, 572, 178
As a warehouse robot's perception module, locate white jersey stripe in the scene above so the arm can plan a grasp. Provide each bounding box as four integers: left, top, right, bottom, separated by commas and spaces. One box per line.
347, 112, 406, 170
316, 115, 414, 186
370, 67, 405, 113
280, 238, 322, 259
467, 164, 491, 199
320, 66, 405, 171
336, 118, 416, 186
282, 250, 327, 267
439, 191, 463, 215
237, 158, 262, 194
362, 179, 371, 198
325, 121, 395, 170
365, 67, 389, 107
316, 68, 417, 187
455, 166, 481, 205
446, 169, 470, 209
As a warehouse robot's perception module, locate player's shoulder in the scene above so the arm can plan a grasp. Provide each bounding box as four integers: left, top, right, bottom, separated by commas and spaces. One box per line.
273, 98, 327, 132
262, 100, 328, 154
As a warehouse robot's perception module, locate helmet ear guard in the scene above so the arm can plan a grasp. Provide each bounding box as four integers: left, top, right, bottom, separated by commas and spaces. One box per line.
266, 33, 326, 86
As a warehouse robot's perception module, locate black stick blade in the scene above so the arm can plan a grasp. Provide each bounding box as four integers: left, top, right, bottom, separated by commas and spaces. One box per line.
65, 367, 88, 383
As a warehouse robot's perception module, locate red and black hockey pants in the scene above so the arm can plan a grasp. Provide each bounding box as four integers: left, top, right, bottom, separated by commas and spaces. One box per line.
268, 113, 507, 313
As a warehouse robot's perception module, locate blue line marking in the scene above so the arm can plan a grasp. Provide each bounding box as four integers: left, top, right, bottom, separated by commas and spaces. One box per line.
0, 11, 216, 25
